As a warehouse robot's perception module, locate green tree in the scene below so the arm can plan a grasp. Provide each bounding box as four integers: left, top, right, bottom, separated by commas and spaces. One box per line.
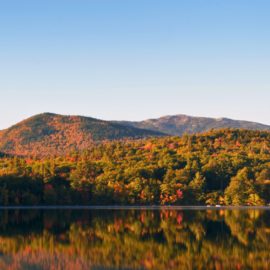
188, 172, 206, 204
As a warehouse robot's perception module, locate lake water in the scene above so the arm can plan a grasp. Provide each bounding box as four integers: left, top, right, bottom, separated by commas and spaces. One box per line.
0, 207, 269, 269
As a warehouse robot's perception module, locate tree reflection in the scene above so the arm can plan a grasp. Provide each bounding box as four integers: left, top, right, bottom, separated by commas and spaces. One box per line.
0, 209, 269, 269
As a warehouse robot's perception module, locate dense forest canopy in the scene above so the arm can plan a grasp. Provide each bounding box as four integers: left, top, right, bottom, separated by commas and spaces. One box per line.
0, 113, 166, 157
0, 128, 270, 206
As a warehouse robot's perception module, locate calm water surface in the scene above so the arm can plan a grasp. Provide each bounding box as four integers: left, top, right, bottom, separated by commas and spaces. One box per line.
0, 208, 269, 269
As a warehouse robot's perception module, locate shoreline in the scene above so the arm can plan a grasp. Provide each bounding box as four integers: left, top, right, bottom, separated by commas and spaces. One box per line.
0, 205, 270, 210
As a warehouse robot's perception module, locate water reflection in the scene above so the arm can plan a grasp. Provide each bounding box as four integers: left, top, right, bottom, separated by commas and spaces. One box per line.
0, 209, 269, 269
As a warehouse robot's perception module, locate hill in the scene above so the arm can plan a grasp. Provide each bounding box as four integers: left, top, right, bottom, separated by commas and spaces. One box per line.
116, 114, 270, 136
0, 113, 166, 156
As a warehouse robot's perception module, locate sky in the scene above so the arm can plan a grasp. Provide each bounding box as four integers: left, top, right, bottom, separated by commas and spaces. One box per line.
1, 0, 270, 129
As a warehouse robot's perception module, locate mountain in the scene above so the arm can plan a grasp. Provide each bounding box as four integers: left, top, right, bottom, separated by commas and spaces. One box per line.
0, 113, 166, 156
2, 112, 270, 157
116, 114, 270, 136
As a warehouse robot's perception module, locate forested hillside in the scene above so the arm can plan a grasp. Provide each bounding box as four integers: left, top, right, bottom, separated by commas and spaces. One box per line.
0, 113, 166, 157
117, 114, 270, 136
1, 128, 270, 206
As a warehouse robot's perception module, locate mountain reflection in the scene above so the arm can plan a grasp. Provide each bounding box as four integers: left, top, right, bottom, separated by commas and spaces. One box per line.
0, 209, 269, 269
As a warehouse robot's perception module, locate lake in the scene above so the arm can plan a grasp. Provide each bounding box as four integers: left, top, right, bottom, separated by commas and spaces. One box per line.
0, 207, 269, 269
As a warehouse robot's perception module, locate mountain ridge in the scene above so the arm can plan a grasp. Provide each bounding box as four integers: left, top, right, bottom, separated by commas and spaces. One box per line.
116, 114, 270, 136
1, 112, 270, 157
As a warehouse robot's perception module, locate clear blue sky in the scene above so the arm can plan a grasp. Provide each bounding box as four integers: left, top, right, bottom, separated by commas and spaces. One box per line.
1, 0, 270, 129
